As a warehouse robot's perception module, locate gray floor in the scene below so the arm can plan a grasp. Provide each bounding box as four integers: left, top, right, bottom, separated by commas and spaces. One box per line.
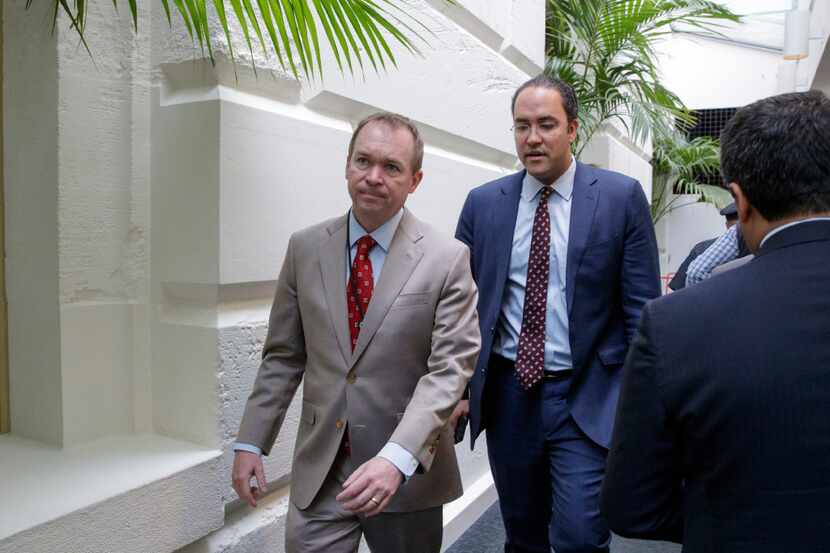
446, 502, 681, 553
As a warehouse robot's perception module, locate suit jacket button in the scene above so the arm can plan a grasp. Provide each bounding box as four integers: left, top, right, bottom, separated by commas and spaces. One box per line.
335, 419, 344, 430
347, 372, 357, 384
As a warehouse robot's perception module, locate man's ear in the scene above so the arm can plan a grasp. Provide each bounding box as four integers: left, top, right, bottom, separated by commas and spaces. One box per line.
409, 170, 424, 194
568, 118, 579, 143
729, 182, 752, 224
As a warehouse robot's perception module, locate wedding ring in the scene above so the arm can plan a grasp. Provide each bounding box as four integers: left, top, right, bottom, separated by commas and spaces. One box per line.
369, 497, 380, 506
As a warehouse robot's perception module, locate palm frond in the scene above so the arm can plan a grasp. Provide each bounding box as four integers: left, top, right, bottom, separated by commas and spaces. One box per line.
31, 0, 453, 81
546, 0, 739, 152
651, 134, 731, 224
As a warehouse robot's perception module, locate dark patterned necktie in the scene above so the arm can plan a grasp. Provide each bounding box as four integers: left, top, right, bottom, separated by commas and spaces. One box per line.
515, 186, 552, 389
347, 235, 376, 351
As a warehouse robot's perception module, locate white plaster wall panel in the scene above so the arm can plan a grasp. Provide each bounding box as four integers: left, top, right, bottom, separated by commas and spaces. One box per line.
4, 0, 64, 445
505, 0, 546, 70
304, 3, 534, 160
131, 303, 155, 434
406, 148, 513, 234
216, 92, 516, 284
217, 97, 352, 285
580, 133, 654, 202
151, 91, 221, 285
56, 0, 143, 305
60, 303, 134, 445
607, 133, 654, 202
425, 0, 544, 73
151, 89, 223, 447
0, 451, 224, 553
152, 321, 220, 447
0, 434, 219, 540
657, 36, 780, 109
446, 0, 512, 41
217, 322, 304, 500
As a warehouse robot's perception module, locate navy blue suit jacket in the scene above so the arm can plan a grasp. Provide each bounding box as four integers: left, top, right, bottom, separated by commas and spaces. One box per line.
455, 163, 660, 448
602, 220, 830, 552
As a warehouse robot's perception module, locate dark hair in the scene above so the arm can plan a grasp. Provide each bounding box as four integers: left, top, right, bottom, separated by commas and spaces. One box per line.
511, 74, 578, 122
720, 90, 830, 221
348, 112, 425, 173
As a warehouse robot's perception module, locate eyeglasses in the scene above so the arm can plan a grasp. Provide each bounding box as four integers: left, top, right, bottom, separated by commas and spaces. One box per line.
512, 122, 559, 138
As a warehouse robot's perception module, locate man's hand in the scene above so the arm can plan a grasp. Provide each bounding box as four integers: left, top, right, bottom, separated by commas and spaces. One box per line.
336, 457, 403, 517
232, 451, 268, 508
449, 399, 469, 434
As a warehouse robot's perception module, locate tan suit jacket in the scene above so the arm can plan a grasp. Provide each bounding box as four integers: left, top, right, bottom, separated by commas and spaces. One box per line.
237, 209, 480, 512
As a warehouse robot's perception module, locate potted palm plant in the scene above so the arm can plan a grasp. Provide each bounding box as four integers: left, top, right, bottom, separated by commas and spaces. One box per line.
545, 0, 739, 156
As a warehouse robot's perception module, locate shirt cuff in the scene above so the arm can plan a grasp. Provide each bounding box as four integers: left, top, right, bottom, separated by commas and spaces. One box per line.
233, 442, 263, 456
377, 442, 419, 480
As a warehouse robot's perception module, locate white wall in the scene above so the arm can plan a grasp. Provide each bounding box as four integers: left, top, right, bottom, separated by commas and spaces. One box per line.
1, 1, 544, 552
657, 35, 781, 110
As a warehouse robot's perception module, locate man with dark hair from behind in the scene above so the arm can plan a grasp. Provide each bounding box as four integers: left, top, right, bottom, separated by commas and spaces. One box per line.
602, 90, 830, 552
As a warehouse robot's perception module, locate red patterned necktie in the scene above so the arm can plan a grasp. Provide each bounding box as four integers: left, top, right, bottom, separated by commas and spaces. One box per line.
347, 235, 376, 351
515, 186, 552, 389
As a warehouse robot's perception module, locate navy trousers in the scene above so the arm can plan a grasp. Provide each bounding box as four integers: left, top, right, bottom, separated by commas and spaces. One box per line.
485, 355, 610, 553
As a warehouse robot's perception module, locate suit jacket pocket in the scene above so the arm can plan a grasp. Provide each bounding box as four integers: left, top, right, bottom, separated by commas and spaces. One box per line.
300, 400, 317, 425
598, 344, 627, 367
390, 292, 431, 309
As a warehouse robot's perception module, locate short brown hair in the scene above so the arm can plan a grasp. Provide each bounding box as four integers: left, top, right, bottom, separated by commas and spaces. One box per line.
347, 112, 425, 173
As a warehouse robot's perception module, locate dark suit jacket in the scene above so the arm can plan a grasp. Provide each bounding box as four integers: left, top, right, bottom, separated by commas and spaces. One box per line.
455, 163, 661, 448
668, 238, 715, 291
602, 220, 830, 552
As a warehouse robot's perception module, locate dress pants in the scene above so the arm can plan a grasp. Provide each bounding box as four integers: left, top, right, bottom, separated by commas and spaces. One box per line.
285, 445, 443, 553
485, 355, 610, 553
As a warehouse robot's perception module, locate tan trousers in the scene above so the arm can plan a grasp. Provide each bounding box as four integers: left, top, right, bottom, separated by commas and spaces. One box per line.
285, 449, 443, 553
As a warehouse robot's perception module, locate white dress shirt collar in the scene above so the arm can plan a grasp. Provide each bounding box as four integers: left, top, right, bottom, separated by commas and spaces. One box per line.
522, 156, 576, 203
348, 208, 404, 253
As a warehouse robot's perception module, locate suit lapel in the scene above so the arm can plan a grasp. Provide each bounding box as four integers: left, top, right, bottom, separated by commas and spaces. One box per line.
350, 209, 424, 367
566, 162, 599, 315
491, 171, 523, 321
319, 214, 353, 366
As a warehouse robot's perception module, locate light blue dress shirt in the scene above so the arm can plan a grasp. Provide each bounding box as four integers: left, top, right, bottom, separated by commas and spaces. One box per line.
492, 159, 575, 372
235, 208, 419, 479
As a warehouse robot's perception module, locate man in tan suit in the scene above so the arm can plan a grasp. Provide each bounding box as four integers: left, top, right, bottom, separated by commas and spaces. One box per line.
231, 112, 481, 553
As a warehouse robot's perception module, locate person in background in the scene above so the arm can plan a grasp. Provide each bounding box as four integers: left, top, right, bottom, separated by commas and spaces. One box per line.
684, 203, 751, 286
602, 90, 830, 553
668, 202, 738, 291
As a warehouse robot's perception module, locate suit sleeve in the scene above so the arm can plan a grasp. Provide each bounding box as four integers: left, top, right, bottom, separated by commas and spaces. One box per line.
389, 244, 481, 471
455, 192, 475, 263
621, 182, 661, 342
601, 303, 683, 542
236, 234, 307, 455
454, 191, 476, 400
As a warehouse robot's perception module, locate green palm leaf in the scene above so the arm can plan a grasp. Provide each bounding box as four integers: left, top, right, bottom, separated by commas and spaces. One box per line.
31, 0, 453, 81
651, 134, 732, 224
546, 0, 739, 155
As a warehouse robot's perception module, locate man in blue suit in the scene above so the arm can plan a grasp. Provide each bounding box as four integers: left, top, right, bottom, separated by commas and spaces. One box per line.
452, 75, 661, 552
